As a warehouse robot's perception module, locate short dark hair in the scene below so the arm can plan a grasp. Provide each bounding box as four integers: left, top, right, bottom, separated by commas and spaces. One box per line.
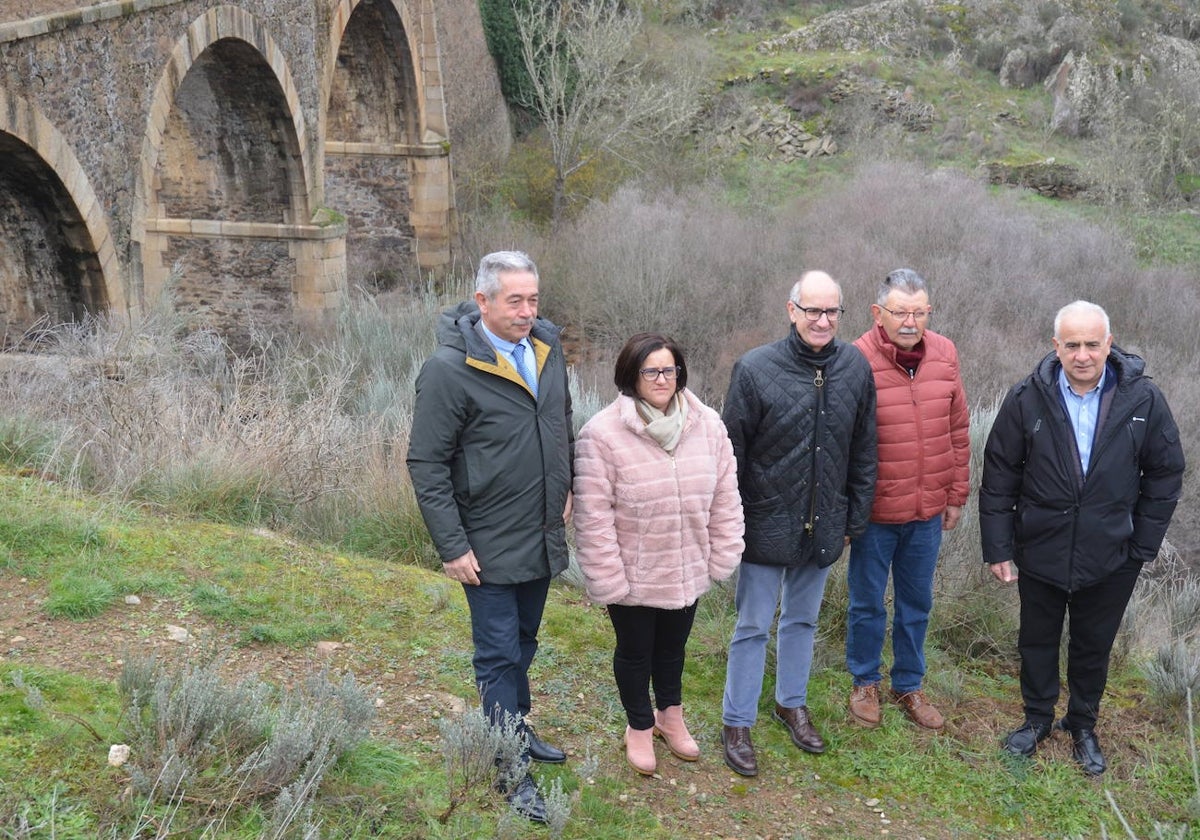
613, 332, 688, 397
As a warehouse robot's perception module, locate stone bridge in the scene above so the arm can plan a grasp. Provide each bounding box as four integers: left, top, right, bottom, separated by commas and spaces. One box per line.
0, 0, 506, 346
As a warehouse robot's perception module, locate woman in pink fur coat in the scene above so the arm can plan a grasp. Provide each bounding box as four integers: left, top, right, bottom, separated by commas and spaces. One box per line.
573, 333, 745, 775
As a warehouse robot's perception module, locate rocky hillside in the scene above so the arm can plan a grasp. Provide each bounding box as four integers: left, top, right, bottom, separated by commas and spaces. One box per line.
712, 0, 1200, 207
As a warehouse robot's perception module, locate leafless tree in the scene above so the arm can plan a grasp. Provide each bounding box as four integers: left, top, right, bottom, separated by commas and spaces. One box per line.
512, 0, 704, 228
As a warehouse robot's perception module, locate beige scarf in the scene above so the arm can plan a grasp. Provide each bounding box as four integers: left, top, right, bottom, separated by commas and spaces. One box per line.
636, 391, 687, 453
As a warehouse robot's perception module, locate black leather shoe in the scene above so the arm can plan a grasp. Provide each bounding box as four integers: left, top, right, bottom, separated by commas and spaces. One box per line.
721, 725, 758, 776
1002, 720, 1054, 757
526, 726, 566, 764
502, 773, 548, 823
1058, 721, 1107, 776
773, 703, 826, 754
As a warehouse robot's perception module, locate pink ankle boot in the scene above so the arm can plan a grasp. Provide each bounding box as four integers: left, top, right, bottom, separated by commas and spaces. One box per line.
653, 705, 700, 761
624, 726, 656, 775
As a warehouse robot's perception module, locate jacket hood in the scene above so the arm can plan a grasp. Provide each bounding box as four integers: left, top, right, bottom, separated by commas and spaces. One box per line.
1032, 343, 1146, 389
435, 300, 562, 363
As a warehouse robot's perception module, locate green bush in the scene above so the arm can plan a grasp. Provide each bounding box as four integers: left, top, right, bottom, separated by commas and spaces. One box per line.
478, 0, 536, 108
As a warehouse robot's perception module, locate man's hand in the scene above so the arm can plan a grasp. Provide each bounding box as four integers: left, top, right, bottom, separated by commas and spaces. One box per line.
562, 490, 574, 523
942, 505, 962, 531
444, 550, 481, 586
990, 560, 1018, 584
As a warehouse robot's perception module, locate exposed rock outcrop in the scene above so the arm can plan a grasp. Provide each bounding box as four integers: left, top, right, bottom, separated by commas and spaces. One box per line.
758, 0, 949, 55
715, 104, 837, 161
985, 159, 1088, 199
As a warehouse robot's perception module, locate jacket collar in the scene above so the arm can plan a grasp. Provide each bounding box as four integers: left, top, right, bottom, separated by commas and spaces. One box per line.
787, 327, 839, 365
436, 300, 561, 364
1034, 344, 1144, 391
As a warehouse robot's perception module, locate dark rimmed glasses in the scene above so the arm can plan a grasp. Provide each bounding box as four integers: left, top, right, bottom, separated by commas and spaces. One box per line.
791, 301, 844, 322
639, 366, 681, 381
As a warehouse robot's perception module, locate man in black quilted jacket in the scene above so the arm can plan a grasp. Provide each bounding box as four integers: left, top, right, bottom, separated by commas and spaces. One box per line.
719, 270, 877, 777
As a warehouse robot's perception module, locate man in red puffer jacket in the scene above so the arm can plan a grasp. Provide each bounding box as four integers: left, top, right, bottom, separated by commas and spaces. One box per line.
847, 268, 970, 732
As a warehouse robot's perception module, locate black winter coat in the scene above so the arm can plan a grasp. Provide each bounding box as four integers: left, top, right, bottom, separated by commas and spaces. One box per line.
406, 301, 574, 584
979, 347, 1184, 592
722, 330, 877, 568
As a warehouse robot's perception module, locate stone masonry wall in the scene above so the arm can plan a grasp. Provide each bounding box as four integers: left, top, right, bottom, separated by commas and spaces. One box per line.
0, 0, 501, 343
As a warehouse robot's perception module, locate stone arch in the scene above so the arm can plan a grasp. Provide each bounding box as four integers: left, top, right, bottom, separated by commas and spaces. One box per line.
0, 89, 125, 343
131, 5, 343, 344
134, 5, 314, 238
323, 0, 453, 286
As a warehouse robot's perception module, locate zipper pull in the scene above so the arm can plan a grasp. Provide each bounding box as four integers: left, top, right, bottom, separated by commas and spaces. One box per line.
814, 367, 824, 387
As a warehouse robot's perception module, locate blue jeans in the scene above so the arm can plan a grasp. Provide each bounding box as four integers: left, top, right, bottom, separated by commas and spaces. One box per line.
723, 561, 832, 727
461, 577, 551, 727
846, 517, 942, 693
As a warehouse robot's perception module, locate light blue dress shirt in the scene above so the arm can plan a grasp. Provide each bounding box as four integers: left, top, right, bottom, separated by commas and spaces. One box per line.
479, 322, 537, 394
1057, 365, 1106, 476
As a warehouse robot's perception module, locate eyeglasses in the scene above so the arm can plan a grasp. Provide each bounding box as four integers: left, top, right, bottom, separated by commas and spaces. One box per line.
879, 306, 930, 322
791, 301, 844, 322
639, 366, 681, 381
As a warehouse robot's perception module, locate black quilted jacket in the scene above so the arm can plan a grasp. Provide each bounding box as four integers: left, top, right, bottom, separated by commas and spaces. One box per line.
722, 329, 877, 568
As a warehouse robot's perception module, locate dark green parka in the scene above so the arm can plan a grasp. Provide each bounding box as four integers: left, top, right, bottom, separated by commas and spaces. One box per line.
406, 301, 573, 584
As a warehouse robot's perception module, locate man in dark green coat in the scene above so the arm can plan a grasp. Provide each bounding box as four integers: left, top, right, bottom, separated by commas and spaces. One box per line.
406, 251, 573, 822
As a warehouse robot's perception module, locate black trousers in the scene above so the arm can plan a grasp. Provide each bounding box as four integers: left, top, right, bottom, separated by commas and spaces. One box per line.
607, 601, 698, 730
1017, 556, 1142, 730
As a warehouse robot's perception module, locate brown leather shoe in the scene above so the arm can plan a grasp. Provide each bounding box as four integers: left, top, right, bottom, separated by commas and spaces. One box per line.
721, 725, 758, 776
772, 704, 826, 754
849, 683, 882, 728
891, 689, 945, 731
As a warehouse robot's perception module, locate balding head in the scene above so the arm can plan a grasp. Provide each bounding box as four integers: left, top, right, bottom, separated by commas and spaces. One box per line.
787, 271, 844, 350
1052, 300, 1112, 394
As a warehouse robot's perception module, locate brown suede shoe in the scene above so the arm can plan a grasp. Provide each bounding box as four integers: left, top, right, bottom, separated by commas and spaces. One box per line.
891, 689, 945, 731
849, 683, 882, 728
721, 725, 758, 777
772, 704, 826, 754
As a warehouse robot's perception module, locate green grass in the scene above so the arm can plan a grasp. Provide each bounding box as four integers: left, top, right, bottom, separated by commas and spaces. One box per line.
2, 466, 1199, 838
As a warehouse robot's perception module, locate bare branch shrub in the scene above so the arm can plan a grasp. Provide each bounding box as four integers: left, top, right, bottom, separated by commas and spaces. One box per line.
513, 0, 705, 226
534, 184, 801, 403
0, 289, 459, 558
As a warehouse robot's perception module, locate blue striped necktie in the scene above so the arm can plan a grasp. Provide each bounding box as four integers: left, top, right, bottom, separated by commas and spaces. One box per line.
511, 342, 538, 396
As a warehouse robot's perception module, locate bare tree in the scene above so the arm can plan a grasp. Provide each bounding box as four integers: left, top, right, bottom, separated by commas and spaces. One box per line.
512, 0, 704, 227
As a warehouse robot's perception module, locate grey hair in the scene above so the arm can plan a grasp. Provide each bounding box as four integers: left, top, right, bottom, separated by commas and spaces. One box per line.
1054, 300, 1111, 339
877, 268, 928, 305
789, 270, 843, 305
476, 250, 539, 298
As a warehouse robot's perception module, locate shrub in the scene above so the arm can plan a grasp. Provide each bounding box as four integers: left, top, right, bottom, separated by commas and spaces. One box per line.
119, 654, 374, 836
1143, 641, 1200, 708
435, 707, 523, 823
478, 0, 537, 109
